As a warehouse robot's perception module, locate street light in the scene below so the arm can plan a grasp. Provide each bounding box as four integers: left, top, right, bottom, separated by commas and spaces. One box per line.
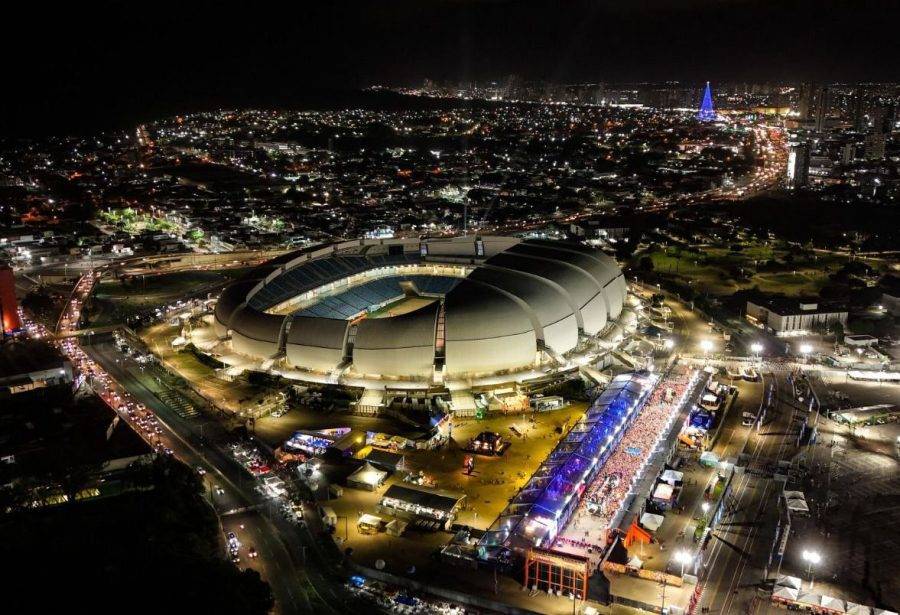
750, 342, 763, 358
700, 340, 713, 357
664, 339, 675, 350
674, 549, 692, 577
802, 549, 821, 589
799, 343, 812, 356
701, 501, 711, 515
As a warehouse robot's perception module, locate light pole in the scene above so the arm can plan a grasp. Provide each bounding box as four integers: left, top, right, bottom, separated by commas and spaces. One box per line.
675, 549, 692, 577
700, 340, 713, 362
802, 549, 821, 589
751, 342, 763, 364
799, 343, 812, 364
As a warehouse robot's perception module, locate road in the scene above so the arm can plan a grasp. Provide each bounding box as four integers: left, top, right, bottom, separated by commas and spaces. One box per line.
698, 371, 806, 614
84, 340, 320, 613
83, 339, 354, 614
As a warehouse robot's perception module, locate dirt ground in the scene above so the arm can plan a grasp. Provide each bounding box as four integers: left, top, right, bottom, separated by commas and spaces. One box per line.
320, 404, 587, 571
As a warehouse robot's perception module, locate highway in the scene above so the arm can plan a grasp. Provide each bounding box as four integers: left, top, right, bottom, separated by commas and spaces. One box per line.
84, 339, 352, 615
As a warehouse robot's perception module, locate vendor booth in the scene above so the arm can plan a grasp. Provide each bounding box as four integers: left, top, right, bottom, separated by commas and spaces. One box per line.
347, 462, 387, 491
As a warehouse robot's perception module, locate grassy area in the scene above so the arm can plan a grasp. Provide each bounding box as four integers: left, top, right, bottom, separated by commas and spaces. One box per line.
88, 268, 251, 326
140, 322, 263, 414
641, 242, 847, 296
367, 295, 436, 318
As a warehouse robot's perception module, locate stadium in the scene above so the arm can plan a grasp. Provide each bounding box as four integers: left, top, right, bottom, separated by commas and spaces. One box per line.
210, 236, 632, 387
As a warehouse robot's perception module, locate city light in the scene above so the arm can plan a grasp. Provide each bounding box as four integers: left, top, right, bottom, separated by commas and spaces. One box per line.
674, 549, 692, 576
802, 549, 822, 589
750, 342, 763, 355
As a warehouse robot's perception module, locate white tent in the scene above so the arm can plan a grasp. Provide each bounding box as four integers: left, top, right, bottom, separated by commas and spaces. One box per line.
652, 482, 674, 502
786, 498, 810, 514
772, 587, 799, 602
874, 610, 899, 615
347, 462, 387, 491
386, 519, 408, 537
845, 603, 872, 615
821, 596, 847, 613
775, 574, 802, 591
627, 556, 643, 569
660, 469, 684, 484
640, 512, 665, 532
797, 592, 823, 607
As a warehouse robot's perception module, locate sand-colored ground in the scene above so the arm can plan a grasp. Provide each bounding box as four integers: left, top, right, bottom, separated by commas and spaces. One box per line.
321, 404, 587, 571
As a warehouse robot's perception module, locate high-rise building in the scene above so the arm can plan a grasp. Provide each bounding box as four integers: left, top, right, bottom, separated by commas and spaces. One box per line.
813, 84, 829, 132
697, 82, 716, 122
852, 85, 868, 131
841, 143, 856, 165
873, 104, 895, 135
787, 141, 810, 188
798, 83, 814, 120
0, 265, 23, 335
865, 133, 886, 161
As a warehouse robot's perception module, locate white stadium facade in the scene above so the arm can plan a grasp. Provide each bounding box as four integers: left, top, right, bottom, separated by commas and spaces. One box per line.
211, 236, 630, 386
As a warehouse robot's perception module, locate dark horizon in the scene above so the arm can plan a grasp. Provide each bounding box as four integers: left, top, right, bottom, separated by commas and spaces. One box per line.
3, 0, 899, 137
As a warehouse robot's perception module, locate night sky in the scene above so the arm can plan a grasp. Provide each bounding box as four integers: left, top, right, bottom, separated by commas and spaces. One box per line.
3, 0, 899, 136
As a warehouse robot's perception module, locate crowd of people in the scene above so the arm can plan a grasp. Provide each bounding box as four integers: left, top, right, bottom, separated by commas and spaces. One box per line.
554, 367, 699, 562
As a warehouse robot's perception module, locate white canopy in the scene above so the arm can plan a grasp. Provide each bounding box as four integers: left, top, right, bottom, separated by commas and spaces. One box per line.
786, 498, 810, 514
797, 592, 823, 606
775, 574, 802, 591
627, 556, 643, 569
772, 587, 799, 601
821, 596, 847, 612
700, 451, 719, 464
640, 512, 665, 532
660, 469, 684, 484
652, 482, 674, 501
845, 603, 872, 615
347, 462, 387, 490
385, 519, 408, 537
357, 513, 382, 527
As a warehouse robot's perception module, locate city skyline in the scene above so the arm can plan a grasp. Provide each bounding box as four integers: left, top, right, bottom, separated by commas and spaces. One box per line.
3, 0, 900, 136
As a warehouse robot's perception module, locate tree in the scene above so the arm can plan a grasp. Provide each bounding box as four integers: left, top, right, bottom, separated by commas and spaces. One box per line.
639, 256, 655, 273
829, 321, 844, 343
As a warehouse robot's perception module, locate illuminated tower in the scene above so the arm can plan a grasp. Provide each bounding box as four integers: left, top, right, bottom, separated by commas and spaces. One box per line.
0, 265, 23, 334
697, 81, 716, 122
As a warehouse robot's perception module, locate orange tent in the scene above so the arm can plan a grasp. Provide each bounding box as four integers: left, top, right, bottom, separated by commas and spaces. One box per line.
623, 519, 653, 548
